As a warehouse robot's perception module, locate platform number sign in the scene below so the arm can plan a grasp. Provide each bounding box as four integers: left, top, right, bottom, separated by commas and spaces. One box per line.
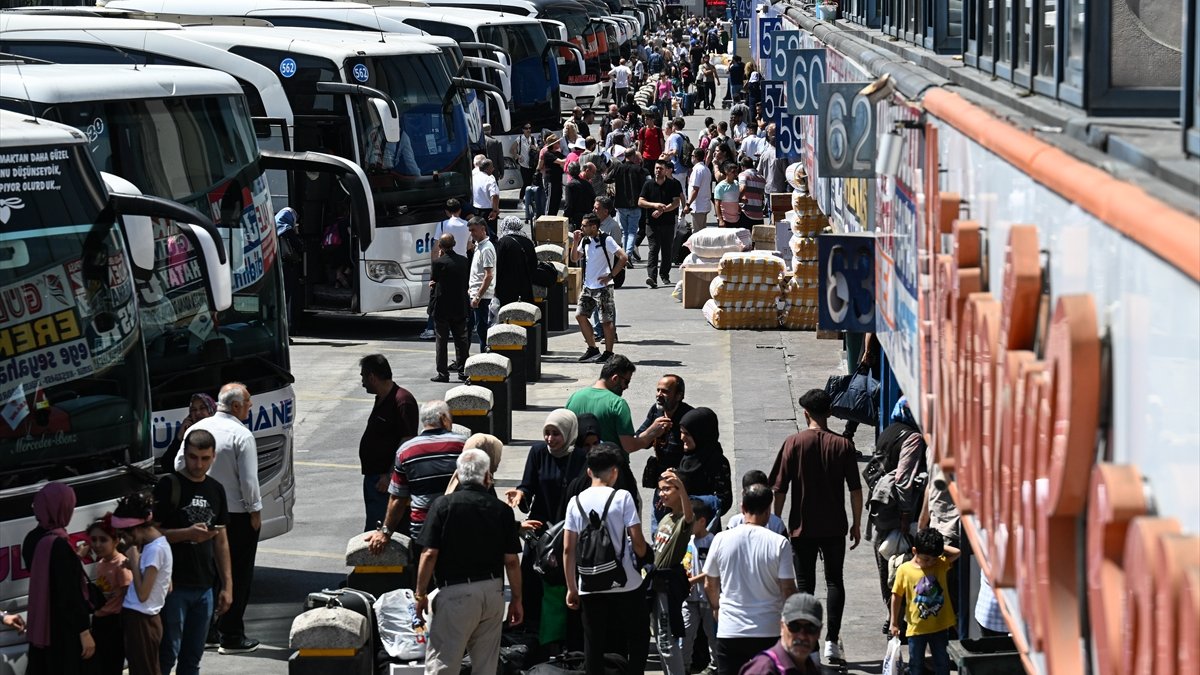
763, 80, 785, 135
783, 49, 826, 116
757, 17, 781, 61
817, 82, 876, 178
279, 58, 297, 78
736, 19, 749, 39
769, 30, 803, 81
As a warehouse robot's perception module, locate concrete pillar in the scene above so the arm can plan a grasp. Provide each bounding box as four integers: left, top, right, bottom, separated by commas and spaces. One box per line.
445, 384, 494, 436
486, 324, 528, 410
463, 353, 513, 443
498, 301, 543, 383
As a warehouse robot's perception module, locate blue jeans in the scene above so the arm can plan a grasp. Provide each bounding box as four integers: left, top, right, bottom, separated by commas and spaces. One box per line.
363, 473, 390, 532
160, 586, 214, 675
908, 629, 951, 675
617, 207, 641, 254
471, 298, 492, 351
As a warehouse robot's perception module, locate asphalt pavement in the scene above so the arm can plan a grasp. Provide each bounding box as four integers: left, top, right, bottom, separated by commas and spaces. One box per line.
203, 102, 890, 675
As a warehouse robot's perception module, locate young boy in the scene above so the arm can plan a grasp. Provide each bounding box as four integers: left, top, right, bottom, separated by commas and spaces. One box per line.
681, 499, 717, 675
890, 528, 961, 675
726, 470, 788, 536
651, 469, 695, 675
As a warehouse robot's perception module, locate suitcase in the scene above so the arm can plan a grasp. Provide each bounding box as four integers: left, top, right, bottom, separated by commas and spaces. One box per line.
293, 588, 381, 675
680, 92, 695, 116
304, 588, 382, 656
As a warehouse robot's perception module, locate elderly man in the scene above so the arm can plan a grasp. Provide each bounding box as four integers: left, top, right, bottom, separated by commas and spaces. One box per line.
367, 400, 465, 555
177, 382, 261, 654
415, 449, 522, 675
739, 594, 835, 674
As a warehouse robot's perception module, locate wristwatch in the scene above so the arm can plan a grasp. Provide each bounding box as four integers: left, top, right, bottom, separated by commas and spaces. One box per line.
380, 525, 393, 537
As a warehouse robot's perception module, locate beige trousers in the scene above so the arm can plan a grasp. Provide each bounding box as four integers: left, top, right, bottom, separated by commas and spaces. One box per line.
425, 578, 504, 675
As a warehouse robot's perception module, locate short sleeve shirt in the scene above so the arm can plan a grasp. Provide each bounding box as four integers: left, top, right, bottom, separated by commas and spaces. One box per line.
153, 473, 229, 588
575, 234, 625, 289
435, 217, 470, 256
389, 429, 466, 539
418, 484, 520, 582
469, 238, 496, 299
688, 163, 713, 213
653, 511, 692, 570
703, 525, 794, 638
893, 557, 956, 636
564, 486, 643, 594
565, 386, 635, 443
122, 536, 174, 616
639, 177, 683, 229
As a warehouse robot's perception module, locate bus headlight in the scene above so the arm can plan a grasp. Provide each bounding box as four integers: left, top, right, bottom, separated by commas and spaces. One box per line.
366, 260, 405, 282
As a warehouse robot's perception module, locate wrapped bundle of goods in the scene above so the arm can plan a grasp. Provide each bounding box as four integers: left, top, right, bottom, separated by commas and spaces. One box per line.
715, 251, 786, 285
780, 268, 819, 330
684, 227, 751, 259
709, 277, 781, 308
702, 299, 781, 329
751, 223, 777, 251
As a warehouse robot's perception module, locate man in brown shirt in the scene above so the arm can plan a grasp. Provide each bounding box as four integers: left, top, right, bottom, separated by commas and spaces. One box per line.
769, 389, 863, 664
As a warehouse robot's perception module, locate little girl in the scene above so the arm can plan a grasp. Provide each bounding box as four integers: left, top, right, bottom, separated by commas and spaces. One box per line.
113, 493, 173, 675
82, 516, 132, 675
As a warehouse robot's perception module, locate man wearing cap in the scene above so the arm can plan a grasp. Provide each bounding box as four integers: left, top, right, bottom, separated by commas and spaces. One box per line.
739, 594, 834, 674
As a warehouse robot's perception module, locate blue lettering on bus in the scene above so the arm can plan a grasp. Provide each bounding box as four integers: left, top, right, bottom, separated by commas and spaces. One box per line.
415, 232, 435, 255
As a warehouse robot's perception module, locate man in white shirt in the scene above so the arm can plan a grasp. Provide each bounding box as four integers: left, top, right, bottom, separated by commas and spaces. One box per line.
564, 445, 650, 674
177, 382, 262, 653
703, 484, 798, 675
738, 120, 769, 163
609, 58, 632, 108
570, 212, 628, 363
683, 148, 712, 233
466, 217, 496, 352
472, 158, 501, 236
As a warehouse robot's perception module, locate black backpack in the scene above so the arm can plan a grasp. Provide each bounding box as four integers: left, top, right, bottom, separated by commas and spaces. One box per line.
574, 490, 627, 592
581, 232, 625, 289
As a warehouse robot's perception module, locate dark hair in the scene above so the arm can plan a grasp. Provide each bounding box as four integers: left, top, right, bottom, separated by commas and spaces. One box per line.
672, 117, 685, 129
600, 353, 636, 380
445, 197, 462, 213
468, 216, 488, 230
798, 389, 832, 419
703, 116, 715, 127
662, 373, 685, 397
185, 429, 217, 453
742, 484, 773, 516
655, 158, 673, 169
692, 148, 706, 159
741, 156, 755, 168
582, 212, 601, 227
568, 160, 582, 178
913, 528, 945, 557
359, 354, 392, 381
586, 443, 623, 473
741, 469, 769, 490
690, 498, 714, 524
113, 492, 154, 527
88, 515, 117, 539
722, 161, 739, 174
594, 195, 614, 212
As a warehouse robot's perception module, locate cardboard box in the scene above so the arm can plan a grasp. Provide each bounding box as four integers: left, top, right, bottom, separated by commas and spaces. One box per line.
770, 193, 793, 218
752, 224, 776, 242
566, 267, 582, 302
682, 265, 720, 309
534, 216, 569, 244
753, 241, 776, 251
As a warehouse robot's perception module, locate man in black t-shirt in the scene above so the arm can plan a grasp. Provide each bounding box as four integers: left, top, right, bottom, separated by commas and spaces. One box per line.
637, 159, 684, 287
359, 354, 419, 531
154, 429, 232, 674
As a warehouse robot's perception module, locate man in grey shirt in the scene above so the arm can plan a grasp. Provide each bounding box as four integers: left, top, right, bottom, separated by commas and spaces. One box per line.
179, 382, 262, 654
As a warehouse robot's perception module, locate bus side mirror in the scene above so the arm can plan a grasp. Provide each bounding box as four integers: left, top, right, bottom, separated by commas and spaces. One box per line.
99, 172, 155, 278
371, 98, 401, 144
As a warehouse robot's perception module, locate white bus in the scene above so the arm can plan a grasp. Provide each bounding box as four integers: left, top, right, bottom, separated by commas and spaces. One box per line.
0, 61, 373, 540
0, 107, 225, 666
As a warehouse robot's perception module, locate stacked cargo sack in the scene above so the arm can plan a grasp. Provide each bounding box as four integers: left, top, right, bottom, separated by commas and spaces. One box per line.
702, 251, 785, 329
780, 190, 826, 330
674, 227, 752, 302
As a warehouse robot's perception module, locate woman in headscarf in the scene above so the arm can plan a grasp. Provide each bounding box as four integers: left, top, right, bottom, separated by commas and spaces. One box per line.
675, 407, 733, 530
275, 207, 304, 330
493, 216, 539, 306
24, 482, 94, 674
504, 409, 587, 650
445, 433, 504, 495
162, 393, 216, 472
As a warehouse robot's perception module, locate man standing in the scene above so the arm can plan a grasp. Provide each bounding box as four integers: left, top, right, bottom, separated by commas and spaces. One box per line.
609, 58, 632, 107
358, 354, 419, 524
737, 156, 767, 228
493, 216, 538, 307
727, 55, 745, 103
757, 124, 787, 198
429, 236, 472, 382
636, 374, 693, 517
415, 449, 523, 674
483, 124, 506, 183
636, 114, 665, 164
472, 158, 501, 235
466, 217, 496, 353
699, 54, 720, 111
367, 400, 466, 553
570, 212, 628, 363
510, 124, 539, 200
638, 159, 683, 288
177, 382, 261, 654
604, 147, 647, 261
590, 197, 624, 342
664, 118, 689, 194
156, 429, 233, 675
770, 390, 862, 663
683, 148, 713, 233
738, 594, 835, 675
563, 161, 597, 230
703, 485, 798, 675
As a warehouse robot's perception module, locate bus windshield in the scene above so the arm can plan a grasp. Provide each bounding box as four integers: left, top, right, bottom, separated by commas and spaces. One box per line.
477, 23, 560, 127
0, 144, 148, 484
46, 97, 291, 412
347, 54, 471, 219
546, 6, 601, 85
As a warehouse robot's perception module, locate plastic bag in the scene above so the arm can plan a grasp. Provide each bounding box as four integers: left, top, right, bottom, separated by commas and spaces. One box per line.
881, 636, 904, 675
374, 588, 427, 661
877, 529, 909, 560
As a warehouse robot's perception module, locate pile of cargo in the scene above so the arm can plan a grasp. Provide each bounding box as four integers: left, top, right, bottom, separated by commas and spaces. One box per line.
701, 252, 787, 329
780, 193, 826, 330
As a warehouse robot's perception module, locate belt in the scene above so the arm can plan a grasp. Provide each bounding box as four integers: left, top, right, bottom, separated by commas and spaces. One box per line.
437, 573, 501, 589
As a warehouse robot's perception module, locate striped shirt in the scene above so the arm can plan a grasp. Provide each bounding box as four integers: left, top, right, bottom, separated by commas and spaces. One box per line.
388, 429, 465, 539
738, 168, 766, 220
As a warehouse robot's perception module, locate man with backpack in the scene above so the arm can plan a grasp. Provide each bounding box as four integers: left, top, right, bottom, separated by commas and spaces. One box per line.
563, 445, 650, 675
636, 114, 666, 164
570, 213, 628, 363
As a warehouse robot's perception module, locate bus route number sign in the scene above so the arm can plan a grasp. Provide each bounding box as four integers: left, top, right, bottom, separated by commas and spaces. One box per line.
279, 58, 297, 78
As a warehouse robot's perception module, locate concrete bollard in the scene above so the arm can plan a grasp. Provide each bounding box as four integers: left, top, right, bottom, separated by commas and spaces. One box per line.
547, 261, 570, 333
445, 384, 495, 436
463, 353, 513, 443
344, 532, 411, 597
288, 605, 372, 674
498, 301, 543, 383
535, 243, 566, 263
532, 294, 550, 354
486, 324, 527, 410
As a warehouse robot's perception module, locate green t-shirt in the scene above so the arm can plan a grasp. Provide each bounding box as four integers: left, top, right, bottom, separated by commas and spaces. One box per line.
653, 511, 692, 570
565, 386, 635, 443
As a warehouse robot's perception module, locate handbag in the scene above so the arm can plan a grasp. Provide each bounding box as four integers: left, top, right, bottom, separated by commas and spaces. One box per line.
532, 521, 567, 586
533, 261, 559, 287
825, 364, 880, 426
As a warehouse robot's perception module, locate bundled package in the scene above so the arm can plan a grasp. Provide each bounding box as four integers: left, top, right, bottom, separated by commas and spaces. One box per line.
702, 299, 781, 330
780, 268, 819, 330
685, 228, 751, 259
716, 251, 786, 285
709, 277, 781, 308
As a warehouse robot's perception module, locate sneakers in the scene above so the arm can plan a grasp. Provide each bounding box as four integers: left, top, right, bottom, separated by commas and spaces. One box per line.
645, 277, 658, 289
578, 346, 601, 362
418, 328, 436, 340
596, 351, 614, 362
219, 638, 260, 654
457, 371, 468, 382
823, 640, 843, 662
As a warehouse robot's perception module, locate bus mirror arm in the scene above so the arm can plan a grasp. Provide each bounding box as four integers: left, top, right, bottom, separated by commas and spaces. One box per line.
460, 42, 511, 66
453, 77, 504, 100
543, 40, 585, 76
108, 193, 224, 265
260, 149, 376, 252
315, 82, 401, 142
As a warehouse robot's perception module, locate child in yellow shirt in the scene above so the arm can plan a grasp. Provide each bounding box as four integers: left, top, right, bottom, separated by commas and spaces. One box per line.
890, 528, 960, 675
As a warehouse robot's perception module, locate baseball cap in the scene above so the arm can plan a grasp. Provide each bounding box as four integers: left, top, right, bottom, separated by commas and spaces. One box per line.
781, 593, 823, 629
